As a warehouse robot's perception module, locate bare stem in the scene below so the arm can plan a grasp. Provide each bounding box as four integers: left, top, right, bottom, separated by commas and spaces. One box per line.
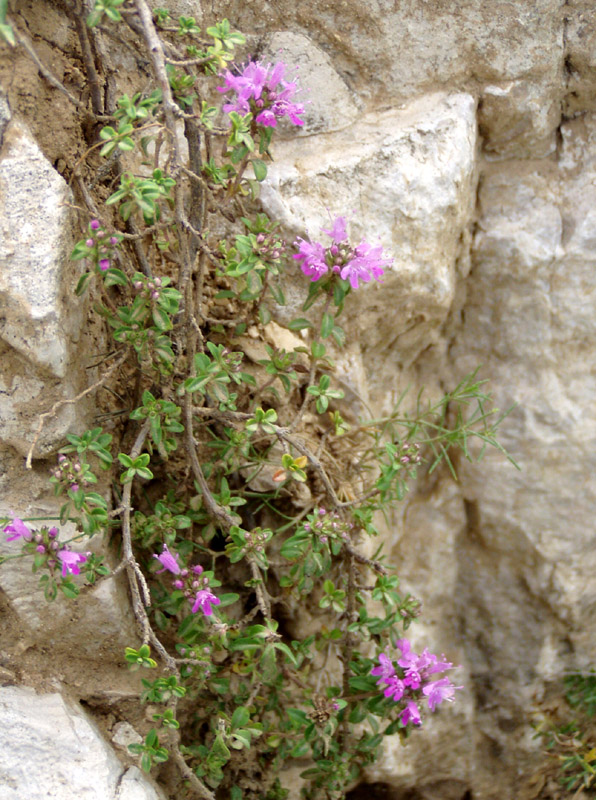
26, 349, 129, 469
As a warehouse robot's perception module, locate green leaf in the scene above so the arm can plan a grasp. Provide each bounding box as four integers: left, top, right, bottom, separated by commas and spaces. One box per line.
231, 706, 250, 729
75, 272, 93, 296
321, 312, 335, 339
140, 752, 152, 773
288, 318, 312, 331
258, 306, 271, 325
273, 641, 298, 666
251, 159, 267, 181
0, 22, 15, 46
152, 306, 172, 331
217, 592, 240, 607
290, 739, 310, 758
103, 268, 128, 287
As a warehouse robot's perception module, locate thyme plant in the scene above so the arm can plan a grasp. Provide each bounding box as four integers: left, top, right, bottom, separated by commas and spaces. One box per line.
1, 3, 515, 799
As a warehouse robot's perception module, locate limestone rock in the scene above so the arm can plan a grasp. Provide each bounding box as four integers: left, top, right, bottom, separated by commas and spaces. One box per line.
0, 504, 138, 659
0, 118, 87, 457
261, 92, 477, 388
440, 110, 596, 796
203, 0, 563, 158
0, 686, 166, 800
565, 1, 596, 116
479, 79, 561, 159
261, 32, 359, 136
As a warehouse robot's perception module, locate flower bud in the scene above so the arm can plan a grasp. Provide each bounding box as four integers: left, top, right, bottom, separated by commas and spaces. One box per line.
86, 238, 95, 247
90, 219, 100, 230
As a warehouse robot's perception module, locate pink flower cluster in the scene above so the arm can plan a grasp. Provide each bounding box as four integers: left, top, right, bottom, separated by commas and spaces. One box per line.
293, 216, 392, 290
371, 638, 462, 727
3, 517, 88, 577
217, 61, 305, 128
87, 219, 119, 272
154, 545, 220, 617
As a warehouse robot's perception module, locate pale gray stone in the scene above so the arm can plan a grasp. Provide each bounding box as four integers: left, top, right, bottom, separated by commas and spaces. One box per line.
261, 32, 359, 136
261, 92, 477, 377
0, 120, 79, 377
0, 119, 87, 457
0, 687, 166, 800
0, 503, 138, 658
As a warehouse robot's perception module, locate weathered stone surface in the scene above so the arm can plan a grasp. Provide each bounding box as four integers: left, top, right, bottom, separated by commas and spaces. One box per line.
0, 120, 78, 377
200, 0, 564, 158
262, 32, 359, 136
0, 118, 87, 457
0, 503, 138, 659
261, 92, 477, 381
427, 110, 596, 796
479, 78, 561, 159
0, 686, 166, 800
565, 1, 596, 116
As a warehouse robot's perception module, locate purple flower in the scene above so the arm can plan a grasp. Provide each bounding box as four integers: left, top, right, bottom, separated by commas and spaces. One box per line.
423, 677, 463, 711
383, 675, 406, 702
371, 638, 462, 725
153, 545, 181, 575
99, 259, 110, 271
371, 652, 396, 683
321, 216, 348, 243
90, 219, 100, 231
400, 700, 421, 726
293, 217, 391, 289
3, 517, 33, 542
58, 550, 87, 577
218, 61, 305, 128
293, 239, 328, 282
190, 589, 221, 616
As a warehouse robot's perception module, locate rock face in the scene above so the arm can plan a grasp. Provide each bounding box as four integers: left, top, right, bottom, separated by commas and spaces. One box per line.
0, 687, 165, 800
0, 111, 88, 458
261, 91, 477, 377
3, 2, 596, 800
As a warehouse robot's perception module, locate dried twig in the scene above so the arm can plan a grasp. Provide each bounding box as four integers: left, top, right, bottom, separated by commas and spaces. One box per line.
25, 349, 129, 469
117, 419, 176, 669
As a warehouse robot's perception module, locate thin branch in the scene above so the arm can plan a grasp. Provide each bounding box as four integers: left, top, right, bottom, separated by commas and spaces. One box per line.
249, 557, 271, 618
71, 9, 104, 116
11, 23, 110, 120
171, 750, 215, 800
132, 0, 181, 162
339, 552, 355, 748
25, 349, 129, 469
118, 419, 176, 669
183, 395, 236, 528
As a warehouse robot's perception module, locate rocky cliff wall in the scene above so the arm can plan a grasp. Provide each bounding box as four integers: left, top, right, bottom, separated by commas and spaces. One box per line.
1, 2, 595, 799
